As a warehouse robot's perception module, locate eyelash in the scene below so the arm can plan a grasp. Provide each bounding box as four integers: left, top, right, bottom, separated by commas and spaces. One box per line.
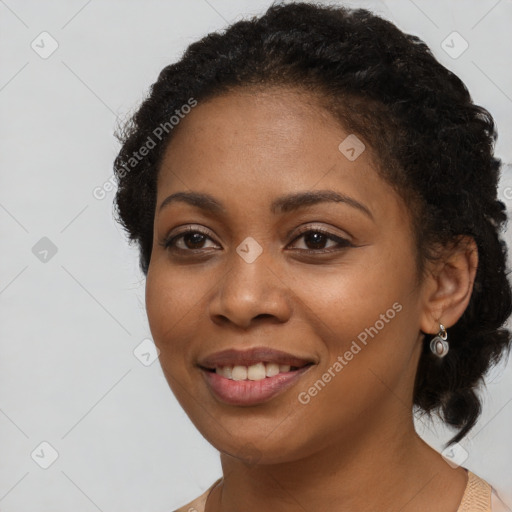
159, 225, 354, 255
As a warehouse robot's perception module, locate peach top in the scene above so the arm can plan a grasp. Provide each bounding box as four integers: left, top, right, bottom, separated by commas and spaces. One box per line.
173, 469, 510, 512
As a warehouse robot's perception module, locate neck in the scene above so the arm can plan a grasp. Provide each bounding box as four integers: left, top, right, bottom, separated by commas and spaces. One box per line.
209, 411, 467, 512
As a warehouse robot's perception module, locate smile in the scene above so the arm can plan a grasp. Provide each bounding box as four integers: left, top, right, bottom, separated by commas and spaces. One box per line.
198, 346, 317, 405
210, 362, 311, 381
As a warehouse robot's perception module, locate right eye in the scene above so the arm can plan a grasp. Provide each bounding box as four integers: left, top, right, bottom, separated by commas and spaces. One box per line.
160, 226, 220, 253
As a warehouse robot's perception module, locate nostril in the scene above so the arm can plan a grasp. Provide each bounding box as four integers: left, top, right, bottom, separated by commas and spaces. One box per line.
254, 313, 273, 321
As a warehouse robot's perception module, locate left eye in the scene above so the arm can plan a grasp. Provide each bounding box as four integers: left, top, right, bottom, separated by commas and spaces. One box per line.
289, 229, 352, 252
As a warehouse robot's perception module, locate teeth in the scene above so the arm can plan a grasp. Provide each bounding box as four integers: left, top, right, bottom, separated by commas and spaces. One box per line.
217, 366, 232, 379
231, 366, 248, 381
214, 362, 300, 381
265, 363, 280, 377
247, 362, 266, 381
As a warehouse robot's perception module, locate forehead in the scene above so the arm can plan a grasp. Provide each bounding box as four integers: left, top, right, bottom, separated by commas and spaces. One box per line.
166, 88, 335, 154
155, 87, 404, 224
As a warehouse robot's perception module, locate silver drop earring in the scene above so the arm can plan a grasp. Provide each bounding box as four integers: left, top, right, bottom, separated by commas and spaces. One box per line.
430, 323, 449, 358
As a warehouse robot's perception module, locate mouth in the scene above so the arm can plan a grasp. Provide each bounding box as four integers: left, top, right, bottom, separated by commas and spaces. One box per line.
200, 361, 314, 381
198, 346, 316, 381
197, 347, 316, 405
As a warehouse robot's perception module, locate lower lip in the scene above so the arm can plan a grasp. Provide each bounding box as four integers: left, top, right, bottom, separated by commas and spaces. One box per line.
201, 365, 313, 406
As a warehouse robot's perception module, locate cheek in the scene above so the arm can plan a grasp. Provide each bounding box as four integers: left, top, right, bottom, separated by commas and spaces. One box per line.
145, 263, 207, 407
291, 243, 420, 400
145, 262, 206, 354
294, 246, 413, 337
294, 246, 420, 402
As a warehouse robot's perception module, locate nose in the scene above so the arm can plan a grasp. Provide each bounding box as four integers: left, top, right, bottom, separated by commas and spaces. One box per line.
208, 248, 293, 329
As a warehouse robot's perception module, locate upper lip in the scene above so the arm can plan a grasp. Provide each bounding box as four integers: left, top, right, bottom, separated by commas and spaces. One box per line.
198, 347, 316, 369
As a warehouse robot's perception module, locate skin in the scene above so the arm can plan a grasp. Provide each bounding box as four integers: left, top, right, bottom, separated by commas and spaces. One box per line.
145, 86, 478, 512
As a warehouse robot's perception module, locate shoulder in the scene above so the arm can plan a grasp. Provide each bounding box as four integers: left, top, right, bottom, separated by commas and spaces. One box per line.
172, 477, 223, 512
458, 469, 510, 512
491, 486, 511, 512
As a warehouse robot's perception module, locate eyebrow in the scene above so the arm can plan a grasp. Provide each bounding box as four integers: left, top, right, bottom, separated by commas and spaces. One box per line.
158, 190, 373, 219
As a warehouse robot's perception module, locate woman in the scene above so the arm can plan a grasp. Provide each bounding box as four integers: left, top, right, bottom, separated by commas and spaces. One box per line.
113, 2, 511, 511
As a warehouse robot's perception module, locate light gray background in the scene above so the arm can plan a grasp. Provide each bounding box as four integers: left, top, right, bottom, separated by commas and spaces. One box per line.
1, 1, 511, 511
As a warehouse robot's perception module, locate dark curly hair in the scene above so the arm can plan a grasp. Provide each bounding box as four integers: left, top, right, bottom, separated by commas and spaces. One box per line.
113, 1, 512, 447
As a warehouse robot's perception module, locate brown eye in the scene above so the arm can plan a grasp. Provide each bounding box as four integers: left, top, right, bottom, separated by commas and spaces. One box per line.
180, 232, 208, 249
160, 227, 218, 252
302, 231, 330, 250
289, 228, 353, 253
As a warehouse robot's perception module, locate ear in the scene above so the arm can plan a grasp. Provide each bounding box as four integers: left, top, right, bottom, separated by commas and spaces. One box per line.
419, 236, 478, 335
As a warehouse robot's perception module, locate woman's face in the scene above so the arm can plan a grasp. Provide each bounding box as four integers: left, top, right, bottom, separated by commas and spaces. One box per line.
145, 87, 430, 463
